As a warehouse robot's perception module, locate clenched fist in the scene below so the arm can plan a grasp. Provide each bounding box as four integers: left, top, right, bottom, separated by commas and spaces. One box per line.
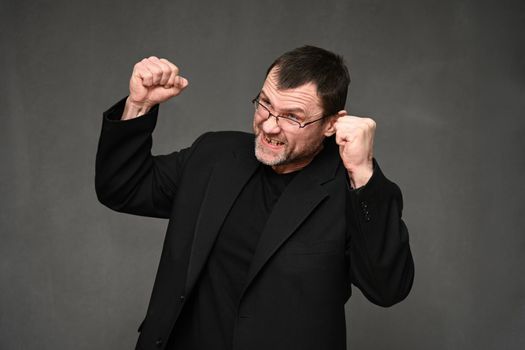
122, 56, 188, 120
334, 113, 376, 189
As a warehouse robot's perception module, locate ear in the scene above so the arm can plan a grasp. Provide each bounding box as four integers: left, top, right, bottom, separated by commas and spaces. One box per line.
323, 110, 347, 137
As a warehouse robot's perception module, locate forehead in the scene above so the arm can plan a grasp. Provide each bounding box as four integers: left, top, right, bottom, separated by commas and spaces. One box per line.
261, 70, 322, 113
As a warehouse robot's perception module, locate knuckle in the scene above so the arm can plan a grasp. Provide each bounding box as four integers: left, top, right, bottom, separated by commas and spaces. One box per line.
161, 64, 172, 75
149, 65, 161, 74
160, 58, 173, 66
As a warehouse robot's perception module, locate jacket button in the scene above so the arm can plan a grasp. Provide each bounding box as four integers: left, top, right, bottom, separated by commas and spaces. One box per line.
180, 295, 185, 302
155, 338, 163, 347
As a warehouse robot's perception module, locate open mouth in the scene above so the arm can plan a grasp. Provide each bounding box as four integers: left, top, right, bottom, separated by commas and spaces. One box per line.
263, 135, 285, 147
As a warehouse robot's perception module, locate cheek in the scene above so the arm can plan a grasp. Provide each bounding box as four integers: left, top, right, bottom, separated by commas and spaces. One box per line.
293, 133, 321, 153
285, 136, 301, 152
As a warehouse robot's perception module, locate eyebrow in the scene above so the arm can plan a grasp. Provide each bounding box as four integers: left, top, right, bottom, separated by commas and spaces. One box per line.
259, 90, 306, 115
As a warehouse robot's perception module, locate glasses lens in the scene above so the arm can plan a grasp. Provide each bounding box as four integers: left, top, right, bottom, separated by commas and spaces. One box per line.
280, 117, 300, 128
253, 99, 303, 129
255, 101, 269, 118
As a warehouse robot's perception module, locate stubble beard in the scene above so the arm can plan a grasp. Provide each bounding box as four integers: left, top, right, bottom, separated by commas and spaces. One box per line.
253, 133, 324, 167
254, 134, 290, 166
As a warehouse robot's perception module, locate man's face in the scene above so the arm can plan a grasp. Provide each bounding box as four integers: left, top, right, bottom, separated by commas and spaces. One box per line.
253, 69, 335, 174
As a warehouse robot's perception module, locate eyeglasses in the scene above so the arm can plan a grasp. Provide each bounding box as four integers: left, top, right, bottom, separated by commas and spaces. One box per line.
252, 96, 328, 129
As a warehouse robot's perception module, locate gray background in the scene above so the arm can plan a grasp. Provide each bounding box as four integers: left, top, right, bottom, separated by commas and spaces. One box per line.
1, 0, 524, 349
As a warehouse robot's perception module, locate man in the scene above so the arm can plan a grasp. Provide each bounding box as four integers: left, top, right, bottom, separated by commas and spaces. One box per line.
96, 46, 414, 350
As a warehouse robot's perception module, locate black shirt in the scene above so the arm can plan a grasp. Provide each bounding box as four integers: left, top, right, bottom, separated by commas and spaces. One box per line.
167, 165, 296, 349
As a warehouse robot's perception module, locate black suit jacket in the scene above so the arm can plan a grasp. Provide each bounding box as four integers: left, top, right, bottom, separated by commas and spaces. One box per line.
95, 99, 414, 350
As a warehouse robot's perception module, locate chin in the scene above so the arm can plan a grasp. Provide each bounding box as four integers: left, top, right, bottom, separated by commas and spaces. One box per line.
254, 139, 287, 166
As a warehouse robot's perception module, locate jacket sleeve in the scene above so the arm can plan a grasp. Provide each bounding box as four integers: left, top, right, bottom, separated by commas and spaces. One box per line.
345, 160, 415, 307
95, 97, 204, 219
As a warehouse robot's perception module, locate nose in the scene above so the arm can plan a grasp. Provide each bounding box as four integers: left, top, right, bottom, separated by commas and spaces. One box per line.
261, 115, 281, 134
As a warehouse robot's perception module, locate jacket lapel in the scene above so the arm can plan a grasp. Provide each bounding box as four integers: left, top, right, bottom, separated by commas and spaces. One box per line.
240, 137, 342, 298
184, 149, 259, 296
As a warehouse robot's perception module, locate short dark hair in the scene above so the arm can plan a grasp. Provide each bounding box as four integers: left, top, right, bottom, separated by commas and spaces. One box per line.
266, 45, 350, 117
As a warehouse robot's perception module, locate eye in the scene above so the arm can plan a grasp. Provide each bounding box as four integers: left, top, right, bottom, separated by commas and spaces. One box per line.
285, 114, 301, 122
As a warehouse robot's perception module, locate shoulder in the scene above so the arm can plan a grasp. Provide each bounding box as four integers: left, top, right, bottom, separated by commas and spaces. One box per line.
198, 131, 253, 148
187, 130, 254, 160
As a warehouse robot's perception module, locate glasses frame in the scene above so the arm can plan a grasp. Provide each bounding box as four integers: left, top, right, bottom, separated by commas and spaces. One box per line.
252, 95, 329, 129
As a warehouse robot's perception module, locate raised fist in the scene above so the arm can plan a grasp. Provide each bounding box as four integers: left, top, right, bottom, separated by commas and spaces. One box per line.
334, 113, 375, 188
122, 56, 188, 119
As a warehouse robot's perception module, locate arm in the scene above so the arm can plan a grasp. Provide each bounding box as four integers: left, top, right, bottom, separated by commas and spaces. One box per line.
95, 56, 192, 218
95, 98, 201, 218
345, 161, 414, 307
333, 112, 414, 306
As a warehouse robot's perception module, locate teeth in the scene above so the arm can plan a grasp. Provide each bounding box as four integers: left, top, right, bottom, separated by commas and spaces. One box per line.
265, 136, 283, 146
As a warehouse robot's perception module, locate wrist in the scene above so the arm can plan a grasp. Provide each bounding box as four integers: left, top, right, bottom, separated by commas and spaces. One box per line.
121, 97, 152, 120
347, 162, 374, 189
